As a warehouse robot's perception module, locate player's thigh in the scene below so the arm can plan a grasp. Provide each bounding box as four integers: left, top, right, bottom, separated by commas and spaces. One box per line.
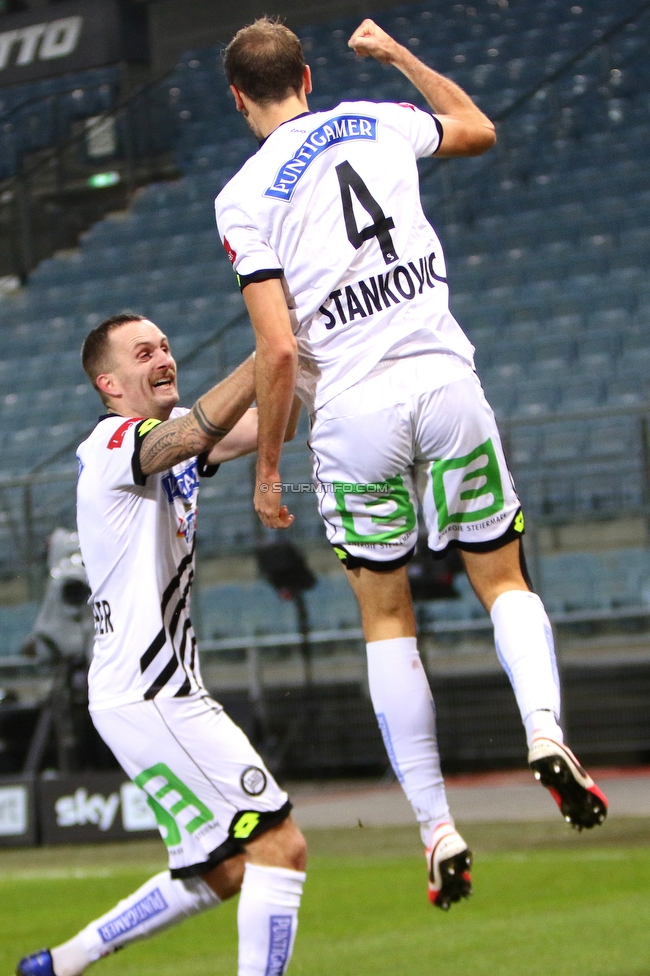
310, 401, 419, 569
414, 373, 523, 555
91, 695, 289, 872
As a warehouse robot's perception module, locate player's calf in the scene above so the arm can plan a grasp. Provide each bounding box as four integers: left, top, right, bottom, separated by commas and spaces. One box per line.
17, 871, 220, 976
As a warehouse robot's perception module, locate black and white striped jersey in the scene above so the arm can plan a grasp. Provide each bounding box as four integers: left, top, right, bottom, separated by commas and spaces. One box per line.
76, 409, 216, 710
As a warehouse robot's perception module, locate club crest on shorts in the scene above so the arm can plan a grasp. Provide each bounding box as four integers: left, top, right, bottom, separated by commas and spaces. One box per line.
241, 766, 267, 796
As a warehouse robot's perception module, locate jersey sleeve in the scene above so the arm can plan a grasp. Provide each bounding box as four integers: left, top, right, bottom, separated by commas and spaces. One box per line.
82, 416, 146, 491
381, 102, 443, 159
197, 453, 220, 478
215, 193, 283, 291
131, 417, 164, 486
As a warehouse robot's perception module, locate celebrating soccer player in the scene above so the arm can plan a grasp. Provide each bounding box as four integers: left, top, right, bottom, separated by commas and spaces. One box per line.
215, 17, 608, 909
17, 314, 306, 976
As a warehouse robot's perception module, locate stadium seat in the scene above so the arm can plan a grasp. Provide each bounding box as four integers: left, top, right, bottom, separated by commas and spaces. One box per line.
0, 0, 649, 589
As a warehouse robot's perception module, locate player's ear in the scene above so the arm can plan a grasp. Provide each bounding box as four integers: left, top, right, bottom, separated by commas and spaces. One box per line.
230, 85, 246, 112
303, 65, 312, 96
96, 373, 121, 400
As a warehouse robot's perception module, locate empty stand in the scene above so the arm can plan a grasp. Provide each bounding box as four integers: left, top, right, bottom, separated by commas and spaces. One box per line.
0, 0, 649, 635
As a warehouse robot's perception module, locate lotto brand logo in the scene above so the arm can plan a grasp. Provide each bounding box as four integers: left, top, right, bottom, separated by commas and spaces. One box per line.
265, 115, 377, 201
98, 888, 168, 943
231, 811, 261, 839
0, 16, 83, 72
138, 418, 162, 437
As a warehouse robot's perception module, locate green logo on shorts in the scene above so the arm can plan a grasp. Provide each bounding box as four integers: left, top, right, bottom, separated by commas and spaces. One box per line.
333, 475, 416, 544
231, 811, 261, 839
135, 763, 214, 849
431, 437, 504, 532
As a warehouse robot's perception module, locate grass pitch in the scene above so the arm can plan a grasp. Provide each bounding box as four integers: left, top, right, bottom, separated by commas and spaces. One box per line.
2, 820, 650, 976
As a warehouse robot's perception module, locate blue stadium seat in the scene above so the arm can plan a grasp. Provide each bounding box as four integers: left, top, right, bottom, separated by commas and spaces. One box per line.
0, 0, 649, 578
561, 376, 606, 412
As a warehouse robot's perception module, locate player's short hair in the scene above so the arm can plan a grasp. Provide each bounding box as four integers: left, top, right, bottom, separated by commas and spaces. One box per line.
223, 17, 306, 106
81, 311, 146, 405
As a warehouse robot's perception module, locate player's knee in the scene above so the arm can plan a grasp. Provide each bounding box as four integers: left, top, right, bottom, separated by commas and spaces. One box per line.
246, 816, 307, 871
201, 852, 246, 899
462, 540, 531, 611
284, 821, 308, 871
271, 816, 308, 871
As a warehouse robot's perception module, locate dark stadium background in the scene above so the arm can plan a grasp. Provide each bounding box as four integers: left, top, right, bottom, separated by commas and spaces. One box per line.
1, 0, 650, 847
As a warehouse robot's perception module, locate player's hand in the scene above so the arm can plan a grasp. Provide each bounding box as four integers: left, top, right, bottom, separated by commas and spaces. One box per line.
348, 19, 401, 64
255, 475, 295, 530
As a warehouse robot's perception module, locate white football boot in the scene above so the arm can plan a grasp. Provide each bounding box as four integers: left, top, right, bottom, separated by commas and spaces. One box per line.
528, 736, 608, 830
425, 823, 472, 910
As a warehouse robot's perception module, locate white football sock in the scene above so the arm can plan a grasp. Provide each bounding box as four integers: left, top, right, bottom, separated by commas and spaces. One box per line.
237, 863, 305, 976
51, 871, 219, 975
490, 590, 562, 747
524, 709, 564, 748
366, 636, 451, 846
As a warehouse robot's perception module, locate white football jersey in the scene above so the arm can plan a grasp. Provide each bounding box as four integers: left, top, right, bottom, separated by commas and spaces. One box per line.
76, 410, 213, 710
216, 100, 475, 412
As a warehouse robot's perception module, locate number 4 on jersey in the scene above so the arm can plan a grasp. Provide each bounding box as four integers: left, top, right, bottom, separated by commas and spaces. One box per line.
336, 161, 398, 265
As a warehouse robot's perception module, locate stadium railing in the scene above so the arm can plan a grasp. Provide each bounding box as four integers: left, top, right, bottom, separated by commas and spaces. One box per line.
1, 0, 650, 756
3, 603, 650, 776
2, 395, 650, 610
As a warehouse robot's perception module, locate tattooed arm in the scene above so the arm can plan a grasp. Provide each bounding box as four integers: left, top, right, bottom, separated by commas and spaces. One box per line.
139, 354, 256, 476
207, 396, 302, 463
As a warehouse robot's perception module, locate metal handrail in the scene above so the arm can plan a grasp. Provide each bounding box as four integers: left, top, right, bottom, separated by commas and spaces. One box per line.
6, 395, 649, 488
0, 60, 180, 191
1, 603, 646, 667
0, 80, 118, 128
198, 604, 650, 655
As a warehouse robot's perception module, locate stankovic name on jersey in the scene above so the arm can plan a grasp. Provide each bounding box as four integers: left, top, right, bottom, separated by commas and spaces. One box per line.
318, 249, 447, 329
265, 115, 377, 200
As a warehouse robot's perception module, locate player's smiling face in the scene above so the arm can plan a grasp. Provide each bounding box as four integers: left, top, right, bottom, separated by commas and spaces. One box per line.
100, 319, 180, 420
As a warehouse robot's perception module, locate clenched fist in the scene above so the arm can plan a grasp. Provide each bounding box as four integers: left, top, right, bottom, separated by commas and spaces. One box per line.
348, 19, 401, 64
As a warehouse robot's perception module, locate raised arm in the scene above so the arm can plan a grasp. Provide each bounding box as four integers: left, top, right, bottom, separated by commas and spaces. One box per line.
207, 395, 302, 463
138, 354, 255, 476
348, 19, 496, 157
242, 277, 298, 530
285, 395, 303, 442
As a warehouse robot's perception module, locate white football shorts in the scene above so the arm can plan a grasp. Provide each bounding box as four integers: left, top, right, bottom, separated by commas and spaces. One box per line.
309, 353, 523, 568
91, 693, 290, 877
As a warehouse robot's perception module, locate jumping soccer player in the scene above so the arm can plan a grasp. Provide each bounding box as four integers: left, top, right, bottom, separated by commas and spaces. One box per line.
215, 17, 608, 909
17, 313, 306, 976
